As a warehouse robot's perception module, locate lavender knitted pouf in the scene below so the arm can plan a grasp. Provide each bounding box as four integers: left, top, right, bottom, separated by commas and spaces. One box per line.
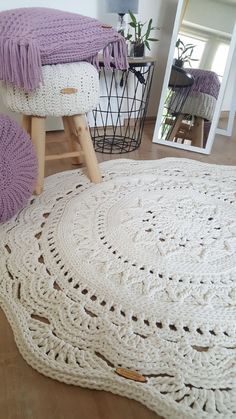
0, 115, 37, 222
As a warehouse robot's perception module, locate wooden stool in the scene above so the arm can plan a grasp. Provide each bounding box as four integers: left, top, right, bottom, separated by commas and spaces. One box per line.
2, 61, 101, 194
167, 114, 204, 147
22, 114, 101, 195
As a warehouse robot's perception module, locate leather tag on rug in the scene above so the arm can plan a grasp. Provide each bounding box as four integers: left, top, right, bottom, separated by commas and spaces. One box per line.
115, 368, 147, 383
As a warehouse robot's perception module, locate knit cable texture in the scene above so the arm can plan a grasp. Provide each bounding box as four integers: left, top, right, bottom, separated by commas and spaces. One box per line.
169, 92, 217, 121
0, 7, 128, 92
1, 62, 100, 117
0, 114, 37, 222
0, 158, 235, 419
186, 69, 221, 99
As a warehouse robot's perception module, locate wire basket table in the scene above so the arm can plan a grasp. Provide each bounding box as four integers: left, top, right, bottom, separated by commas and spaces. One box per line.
90, 57, 156, 154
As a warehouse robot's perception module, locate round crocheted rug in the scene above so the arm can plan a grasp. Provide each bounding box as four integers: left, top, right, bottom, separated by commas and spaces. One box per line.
0, 158, 235, 419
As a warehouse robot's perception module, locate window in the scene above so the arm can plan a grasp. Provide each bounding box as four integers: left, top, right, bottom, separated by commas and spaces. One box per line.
211, 43, 230, 80
176, 34, 206, 69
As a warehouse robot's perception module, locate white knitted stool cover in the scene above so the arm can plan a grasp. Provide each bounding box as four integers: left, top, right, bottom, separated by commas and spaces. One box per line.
169, 91, 216, 122
1, 62, 99, 117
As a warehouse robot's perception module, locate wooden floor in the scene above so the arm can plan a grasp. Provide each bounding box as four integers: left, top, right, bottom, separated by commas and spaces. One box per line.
1, 121, 236, 419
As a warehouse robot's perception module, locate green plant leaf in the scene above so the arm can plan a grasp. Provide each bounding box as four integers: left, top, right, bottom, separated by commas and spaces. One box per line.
127, 13, 159, 46
183, 45, 194, 53
178, 39, 185, 48
145, 40, 151, 50
129, 10, 137, 25
138, 22, 142, 39
176, 39, 181, 48
125, 33, 132, 41
146, 18, 153, 40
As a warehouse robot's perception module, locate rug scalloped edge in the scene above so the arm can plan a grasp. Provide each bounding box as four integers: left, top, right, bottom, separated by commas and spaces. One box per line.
0, 292, 195, 419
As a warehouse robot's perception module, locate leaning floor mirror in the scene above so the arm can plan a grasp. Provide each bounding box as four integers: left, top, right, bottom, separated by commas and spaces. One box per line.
153, 0, 236, 154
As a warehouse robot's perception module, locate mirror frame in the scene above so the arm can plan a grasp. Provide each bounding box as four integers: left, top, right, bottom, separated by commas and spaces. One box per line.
153, 0, 236, 154
216, 70, 236, 137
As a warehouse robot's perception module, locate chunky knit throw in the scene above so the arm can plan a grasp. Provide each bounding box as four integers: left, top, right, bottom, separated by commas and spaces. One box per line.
0, 115, 37, 222
0, 8, 128, 92
186, 69, 221, 99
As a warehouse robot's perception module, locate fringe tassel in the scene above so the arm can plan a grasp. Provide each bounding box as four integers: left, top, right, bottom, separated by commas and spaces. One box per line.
103, 43, 112, 69
103, 37, 128, 70
114, 38, 128, 70
88, 54, 99, 70
0, 37, 42, 91
0, 35, 127, 89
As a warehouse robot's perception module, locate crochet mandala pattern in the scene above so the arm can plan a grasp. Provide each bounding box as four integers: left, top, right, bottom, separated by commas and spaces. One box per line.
0, 159, 235, 419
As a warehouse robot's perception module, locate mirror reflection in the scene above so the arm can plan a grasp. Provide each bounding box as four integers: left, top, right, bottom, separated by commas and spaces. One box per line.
158, 0, 236, 150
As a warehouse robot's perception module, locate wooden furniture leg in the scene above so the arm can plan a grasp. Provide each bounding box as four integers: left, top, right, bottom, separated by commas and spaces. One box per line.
191, 117, 204, 147
31, 117, 46, 195
21, 115, 31, 135
62, 116, 83, 165
168, 114, 184, 141
71, 115, 101, 184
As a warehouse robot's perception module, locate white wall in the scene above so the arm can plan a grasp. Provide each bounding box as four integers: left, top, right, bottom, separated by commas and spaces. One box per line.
98, 0, 180, 118
95, 0, 165, 117
0, 0, 98, 17
147, 0, 179, 116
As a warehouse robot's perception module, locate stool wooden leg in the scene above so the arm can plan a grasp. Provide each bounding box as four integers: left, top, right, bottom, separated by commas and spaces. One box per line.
168, 114, 184, 141
71, 114, 101, 184
31, 117, 46, 195
62, 116, 83, 165
191, 117, 204, 148
21, 115, 31, 135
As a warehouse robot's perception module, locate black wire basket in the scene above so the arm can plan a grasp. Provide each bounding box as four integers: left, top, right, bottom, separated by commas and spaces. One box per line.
90, 60, 155, 154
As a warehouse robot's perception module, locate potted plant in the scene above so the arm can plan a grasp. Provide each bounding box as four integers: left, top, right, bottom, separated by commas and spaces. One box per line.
174, 38, 199, 68
125, 11, 158, 58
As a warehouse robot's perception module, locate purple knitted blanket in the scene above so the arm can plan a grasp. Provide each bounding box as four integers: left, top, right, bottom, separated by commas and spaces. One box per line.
185, 69, 221, 99
0, 8, 128, 91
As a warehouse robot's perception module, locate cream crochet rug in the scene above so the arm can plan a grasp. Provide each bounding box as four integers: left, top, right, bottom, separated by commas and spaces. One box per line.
0, 158, 236, 419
